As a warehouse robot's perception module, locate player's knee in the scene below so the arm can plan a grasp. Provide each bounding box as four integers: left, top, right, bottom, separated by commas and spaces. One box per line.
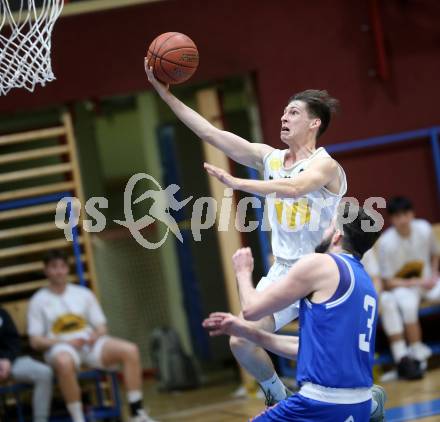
229, 335, 254, 355
35, 364, 53, 383
380, 291, 397, 310
400, 303, 419, 324
382, 316, 403, 336
121, 341, 140, 362
52, 352, 75, 373
398, 299, 419, 324
380, 294, 404, 334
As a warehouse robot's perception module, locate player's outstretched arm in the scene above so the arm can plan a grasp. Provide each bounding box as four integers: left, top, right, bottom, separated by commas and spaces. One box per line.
145, 61, 273, 170
205, 156, 340, 198
232, 248, 336, 321
203, 312, 299, 359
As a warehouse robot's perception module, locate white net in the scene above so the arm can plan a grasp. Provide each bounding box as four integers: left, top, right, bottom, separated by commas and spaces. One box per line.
0, 0, 63, 95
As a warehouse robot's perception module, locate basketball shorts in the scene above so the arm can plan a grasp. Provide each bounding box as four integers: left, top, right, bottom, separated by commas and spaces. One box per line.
250, 393, 371, 422
45, 335, 111, 369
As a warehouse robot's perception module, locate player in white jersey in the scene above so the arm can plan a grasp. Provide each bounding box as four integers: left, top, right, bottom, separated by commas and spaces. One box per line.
376, 197, 440, 378
145, 65, 346, 403
204, 91, 347, 402
28, 250, 156, 422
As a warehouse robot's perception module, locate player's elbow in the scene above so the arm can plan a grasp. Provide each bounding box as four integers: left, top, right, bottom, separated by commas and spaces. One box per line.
291, 179, 320, 198
287, 186, 300, 198
201, 125, 220, 143
242, 307, 260, 321
97, 325, 108, 335
287, 345, 299, 360
280, 181, 300, 198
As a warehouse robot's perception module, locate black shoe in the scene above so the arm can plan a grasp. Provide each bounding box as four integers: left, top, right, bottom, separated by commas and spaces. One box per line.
397, 356, 423, 380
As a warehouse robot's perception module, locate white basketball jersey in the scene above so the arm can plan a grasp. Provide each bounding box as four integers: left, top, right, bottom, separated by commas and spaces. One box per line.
377, 219, 439, 279
263, 147, 347, 260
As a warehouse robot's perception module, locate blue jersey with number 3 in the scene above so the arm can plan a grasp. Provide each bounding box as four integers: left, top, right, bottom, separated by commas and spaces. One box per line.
296, 253, 378, 389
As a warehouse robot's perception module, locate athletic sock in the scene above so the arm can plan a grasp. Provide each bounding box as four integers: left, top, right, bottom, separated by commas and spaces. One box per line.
259, 373, 286, 401
127, 390, 143, 417
371, 399, 378, 414
391, 340, 408, 363
409, 342, 423, 351
67, 402, 85, 422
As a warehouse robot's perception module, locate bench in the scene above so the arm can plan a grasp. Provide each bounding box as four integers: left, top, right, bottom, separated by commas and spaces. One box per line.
0, 369, 121, 422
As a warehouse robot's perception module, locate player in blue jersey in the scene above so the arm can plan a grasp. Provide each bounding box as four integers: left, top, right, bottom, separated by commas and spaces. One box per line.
204, 205, 385, 421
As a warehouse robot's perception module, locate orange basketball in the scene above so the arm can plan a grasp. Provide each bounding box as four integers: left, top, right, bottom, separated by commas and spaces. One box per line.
146, 32, 199, 85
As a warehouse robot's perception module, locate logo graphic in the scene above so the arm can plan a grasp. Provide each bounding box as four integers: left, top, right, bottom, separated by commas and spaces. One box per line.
54, 172, 385, 249
114, 173, 192, 249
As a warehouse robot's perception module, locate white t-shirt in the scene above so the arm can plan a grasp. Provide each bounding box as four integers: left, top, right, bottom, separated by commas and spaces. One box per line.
263, 147, 347, 260
377, 219, 439, 280
362, 248, 380, 278
28, 284, 106, 341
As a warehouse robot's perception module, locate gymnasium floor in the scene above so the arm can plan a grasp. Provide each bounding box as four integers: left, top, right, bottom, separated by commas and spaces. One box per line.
135, 367, 440, 421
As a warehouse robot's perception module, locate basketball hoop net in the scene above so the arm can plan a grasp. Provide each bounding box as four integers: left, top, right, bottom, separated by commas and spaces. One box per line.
0, 0, 64, 95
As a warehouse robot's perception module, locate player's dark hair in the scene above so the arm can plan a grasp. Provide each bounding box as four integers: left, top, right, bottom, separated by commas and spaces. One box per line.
43, 249, 68, 266
290, 89, 339, 138
386, 196, 413, 216
340, 203, 381, 259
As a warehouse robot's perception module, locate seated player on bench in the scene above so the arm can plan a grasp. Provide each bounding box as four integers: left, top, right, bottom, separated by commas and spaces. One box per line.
378, 196, 440, 379
27, 250, 156, 422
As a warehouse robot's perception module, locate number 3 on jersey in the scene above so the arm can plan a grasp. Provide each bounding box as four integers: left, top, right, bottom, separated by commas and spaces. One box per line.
359, 295, 376, 352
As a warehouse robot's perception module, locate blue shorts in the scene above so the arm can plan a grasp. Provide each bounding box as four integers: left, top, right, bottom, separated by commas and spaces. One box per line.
251, 393, 371, 422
